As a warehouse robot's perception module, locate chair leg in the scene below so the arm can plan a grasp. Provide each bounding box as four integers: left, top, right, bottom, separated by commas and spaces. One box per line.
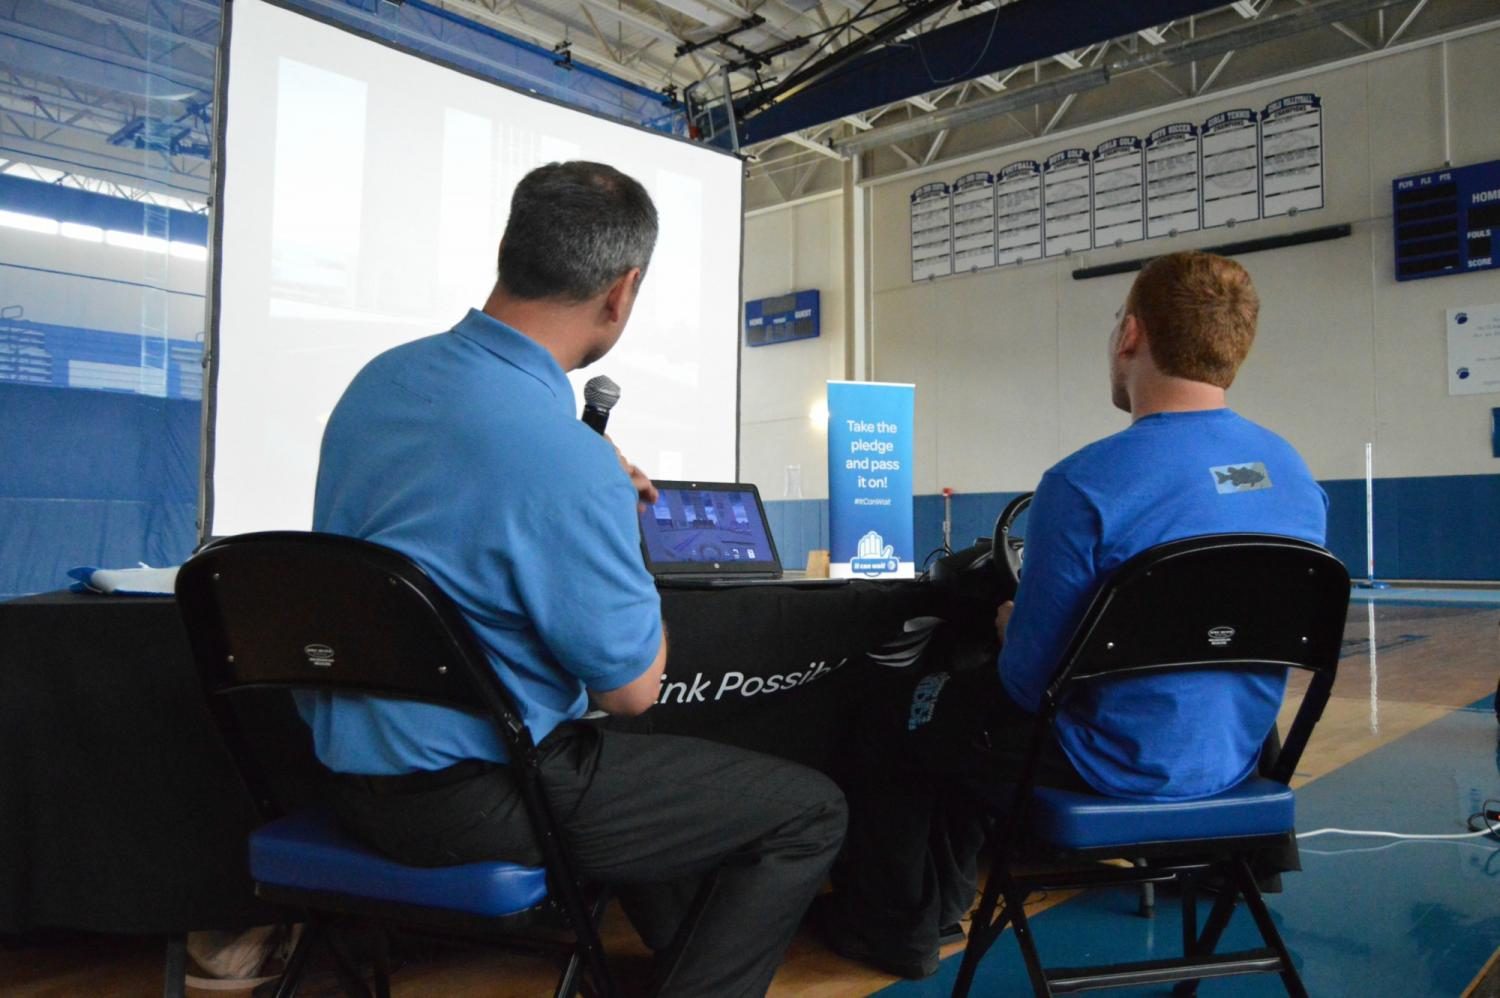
952, 860, 1014, 998
1180, 875, 1199, 957
368, 925, 393, 998
1229, 858, 1308, 998
1136, 859, 1155, 918
322, 924, 373, 998
1004, 883, 1053, 998
163, 934, 187, 998
555, 892, 613, 998
1170, 881, 1238, 998
272, 921, 319, 998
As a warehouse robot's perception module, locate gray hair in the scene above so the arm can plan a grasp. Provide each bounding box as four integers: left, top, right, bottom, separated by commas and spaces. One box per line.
497, 161, 658, 303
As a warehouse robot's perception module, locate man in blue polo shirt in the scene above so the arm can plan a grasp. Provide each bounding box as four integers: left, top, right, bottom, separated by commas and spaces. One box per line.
822, 251, 1327, 978
302, 162, 846, 997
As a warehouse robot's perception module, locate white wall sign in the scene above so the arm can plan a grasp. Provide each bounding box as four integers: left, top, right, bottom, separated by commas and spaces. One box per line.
906, 93, 1322, 282
1043, 148, 1092, 257
1145, 122, 1201, 238
1448, 304, 1500, 396
910, 181, 953, 281
951, 171, 997, 274
1260, 93, 1324, 218
1202, 108, 1261, 228
994, 160, 1043, 265
1091, 135, 1145, 248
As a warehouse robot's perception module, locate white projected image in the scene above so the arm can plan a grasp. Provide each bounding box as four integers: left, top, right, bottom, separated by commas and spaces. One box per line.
214, 0, 742, 535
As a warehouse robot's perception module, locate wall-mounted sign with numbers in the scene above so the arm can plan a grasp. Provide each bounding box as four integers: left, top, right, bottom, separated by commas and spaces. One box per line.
1092, 135, 1145, 248
906, 93, 1324, 283
1201, 108, 1262, 228
995, 160, 1043, 265
951, 171, 997, 274
1043, 148, 1092, 257
1145, 122, 1201, 239
910, 181, 953, 281
1260, 93, 1324, 218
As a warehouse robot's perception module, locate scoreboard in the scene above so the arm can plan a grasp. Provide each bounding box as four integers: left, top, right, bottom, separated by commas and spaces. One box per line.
1393, 159, 1500, 282
744, 290, 820, 347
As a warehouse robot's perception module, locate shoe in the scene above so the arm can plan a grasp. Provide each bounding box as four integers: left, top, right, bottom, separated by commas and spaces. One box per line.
938, 922, 965, 947
814, 895, 939, 980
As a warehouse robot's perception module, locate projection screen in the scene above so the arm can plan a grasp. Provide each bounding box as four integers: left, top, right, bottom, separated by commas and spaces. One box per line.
208, 0, 743, 536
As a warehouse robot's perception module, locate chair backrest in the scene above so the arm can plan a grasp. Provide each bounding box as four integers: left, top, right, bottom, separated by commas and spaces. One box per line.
177, 532, 535, 787
1044, 533, 1350, 784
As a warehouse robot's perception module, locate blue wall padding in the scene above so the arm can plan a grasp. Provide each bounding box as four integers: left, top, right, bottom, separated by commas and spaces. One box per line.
769, 474, 1500, 582
0, 383, 199, 600
0, 174, 207, 244
763, 499, 829, 571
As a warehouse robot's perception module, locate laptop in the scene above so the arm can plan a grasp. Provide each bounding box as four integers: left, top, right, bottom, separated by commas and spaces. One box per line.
638, 481, 847, 588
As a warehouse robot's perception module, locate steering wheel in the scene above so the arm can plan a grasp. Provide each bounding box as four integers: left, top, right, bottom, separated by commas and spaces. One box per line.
992, 492, 1033, 589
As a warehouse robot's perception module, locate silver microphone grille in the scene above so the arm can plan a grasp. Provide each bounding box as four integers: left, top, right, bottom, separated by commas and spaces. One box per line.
583, 375, 621, 410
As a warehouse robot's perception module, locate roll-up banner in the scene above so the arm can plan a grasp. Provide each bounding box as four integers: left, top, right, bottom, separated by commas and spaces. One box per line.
827, 380, 915, 579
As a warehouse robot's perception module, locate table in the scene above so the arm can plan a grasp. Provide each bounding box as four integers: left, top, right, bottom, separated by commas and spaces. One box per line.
0, 580, 942, 934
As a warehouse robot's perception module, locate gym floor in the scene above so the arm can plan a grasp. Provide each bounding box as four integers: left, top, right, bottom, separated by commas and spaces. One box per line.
2, 595, 1497, 997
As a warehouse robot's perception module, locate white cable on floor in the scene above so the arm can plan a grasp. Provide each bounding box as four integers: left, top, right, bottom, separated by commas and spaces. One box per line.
1297, 827, 1494, 841
1302, 839, 1500, 858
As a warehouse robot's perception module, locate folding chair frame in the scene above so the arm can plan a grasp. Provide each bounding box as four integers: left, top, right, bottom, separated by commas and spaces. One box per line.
177, 531, 713, 998
951, 534, 1349, 998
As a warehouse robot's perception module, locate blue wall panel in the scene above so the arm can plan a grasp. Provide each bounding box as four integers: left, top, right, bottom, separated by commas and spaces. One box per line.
0, 383, 199, 600
1387, 474, 1500, 580
769, 475, 1500, 583
0, 175, 208, 244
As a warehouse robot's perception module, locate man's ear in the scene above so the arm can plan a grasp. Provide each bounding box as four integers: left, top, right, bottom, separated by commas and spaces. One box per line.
601, 268, 642, 324
1117, 313, 1146, 357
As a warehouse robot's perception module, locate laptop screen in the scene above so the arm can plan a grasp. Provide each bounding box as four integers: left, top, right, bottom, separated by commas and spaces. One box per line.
638, 481, 782, 578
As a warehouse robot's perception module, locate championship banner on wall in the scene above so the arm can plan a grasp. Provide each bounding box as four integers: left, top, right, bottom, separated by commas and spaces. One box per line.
827, 381, 915, 579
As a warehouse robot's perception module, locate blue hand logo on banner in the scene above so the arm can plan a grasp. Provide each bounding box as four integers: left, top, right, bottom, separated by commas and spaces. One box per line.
851, 530, 899, 577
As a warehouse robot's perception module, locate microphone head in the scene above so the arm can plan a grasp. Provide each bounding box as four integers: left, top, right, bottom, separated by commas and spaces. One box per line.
583, 375, 621, 411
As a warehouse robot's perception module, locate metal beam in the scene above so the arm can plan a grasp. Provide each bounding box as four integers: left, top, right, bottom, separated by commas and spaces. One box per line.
578, 5, 622, 62
889, 144, 919, 168
832, 67, 1108, 154
1383, 0, 1428, 47
652, 0, 744, 28
784, 130, 844, 159
575, 0, 689, 48
1042, 92, 1077, 134
1110, 0, 1415, 74
922, 128, 948, 164
439, 0, 686, 88
1196, 48, 1235, 93
730, 0, 1229, 146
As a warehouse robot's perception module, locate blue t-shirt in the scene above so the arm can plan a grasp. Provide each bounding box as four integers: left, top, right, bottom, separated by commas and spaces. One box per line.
294, 309, 663, 775
999, 408, 1328, 800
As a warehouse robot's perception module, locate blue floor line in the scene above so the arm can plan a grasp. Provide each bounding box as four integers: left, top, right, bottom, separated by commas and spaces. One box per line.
1350, 587, 1500, 607
876, 698, 1500, 997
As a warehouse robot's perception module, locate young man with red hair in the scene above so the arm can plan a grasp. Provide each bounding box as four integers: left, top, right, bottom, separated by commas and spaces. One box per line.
825, 251, 1328, 979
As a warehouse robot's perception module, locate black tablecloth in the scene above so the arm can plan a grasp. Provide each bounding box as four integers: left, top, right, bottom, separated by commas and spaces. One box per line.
0, 580, 938, 934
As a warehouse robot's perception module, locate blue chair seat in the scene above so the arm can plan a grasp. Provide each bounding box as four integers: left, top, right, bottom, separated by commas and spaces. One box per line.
249, 807, 550, 917
1028, 777, 1296, 851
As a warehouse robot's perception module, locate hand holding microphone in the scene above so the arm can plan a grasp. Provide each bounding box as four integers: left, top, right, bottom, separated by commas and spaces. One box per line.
583, 375, 658, 506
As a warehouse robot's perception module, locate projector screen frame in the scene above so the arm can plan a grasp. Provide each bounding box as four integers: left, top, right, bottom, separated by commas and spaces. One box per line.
196, 0, 746, 544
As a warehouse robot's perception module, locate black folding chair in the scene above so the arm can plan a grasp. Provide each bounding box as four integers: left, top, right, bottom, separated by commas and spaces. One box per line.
177, 531, 705, 998
953, 533, 1350, 998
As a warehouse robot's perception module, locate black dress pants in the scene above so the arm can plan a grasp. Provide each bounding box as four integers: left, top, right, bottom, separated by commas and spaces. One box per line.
831, 667, 1301, 964
831, 666, 1089, 965
331, 722, 847, 998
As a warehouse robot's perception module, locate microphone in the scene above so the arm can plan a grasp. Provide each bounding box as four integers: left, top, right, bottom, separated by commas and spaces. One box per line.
582, 375, 620, 435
